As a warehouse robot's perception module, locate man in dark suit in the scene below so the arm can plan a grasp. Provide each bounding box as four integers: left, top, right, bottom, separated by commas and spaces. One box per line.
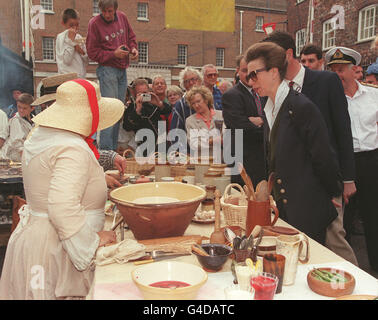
263, 32, 357, 264
222, 55, 267, 187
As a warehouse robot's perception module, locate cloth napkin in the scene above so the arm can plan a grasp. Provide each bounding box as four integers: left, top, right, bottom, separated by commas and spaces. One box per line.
96, 239, 146, 266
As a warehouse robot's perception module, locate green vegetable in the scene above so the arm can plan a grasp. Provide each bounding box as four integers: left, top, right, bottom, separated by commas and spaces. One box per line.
311, 268, 348, 283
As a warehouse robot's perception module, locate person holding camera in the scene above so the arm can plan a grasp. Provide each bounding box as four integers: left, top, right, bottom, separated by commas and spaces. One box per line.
123, 78, 171, 153
86, 0, 138, 151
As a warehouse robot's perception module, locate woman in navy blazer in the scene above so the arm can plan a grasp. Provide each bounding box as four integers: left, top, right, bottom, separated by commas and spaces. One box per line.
244, 42, 342, 244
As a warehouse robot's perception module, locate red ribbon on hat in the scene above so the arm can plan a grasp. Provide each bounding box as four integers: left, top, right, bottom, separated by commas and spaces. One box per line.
72, 79, 100, 159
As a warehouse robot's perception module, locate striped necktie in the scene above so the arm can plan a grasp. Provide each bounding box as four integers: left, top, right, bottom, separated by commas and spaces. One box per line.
252, 90, 262, 116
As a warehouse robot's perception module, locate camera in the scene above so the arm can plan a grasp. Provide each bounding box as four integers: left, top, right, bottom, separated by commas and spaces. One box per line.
121, 45, 129, 52
141, 93, 151, 102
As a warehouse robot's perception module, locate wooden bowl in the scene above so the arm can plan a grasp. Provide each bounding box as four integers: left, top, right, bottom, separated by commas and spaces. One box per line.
307, 268, 356, 297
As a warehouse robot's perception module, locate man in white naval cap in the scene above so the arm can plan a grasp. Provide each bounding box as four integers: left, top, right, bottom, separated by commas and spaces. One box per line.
326, 46, 378, 274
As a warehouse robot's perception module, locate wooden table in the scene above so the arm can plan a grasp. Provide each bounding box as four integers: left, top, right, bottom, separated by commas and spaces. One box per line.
89, 213, 359, 299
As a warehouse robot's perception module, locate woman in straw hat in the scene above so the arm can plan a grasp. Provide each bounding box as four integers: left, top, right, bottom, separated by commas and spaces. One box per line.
0, 79, 124, 299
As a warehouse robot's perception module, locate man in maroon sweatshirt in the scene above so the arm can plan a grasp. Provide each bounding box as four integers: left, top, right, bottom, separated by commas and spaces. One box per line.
86, 0, 138, 150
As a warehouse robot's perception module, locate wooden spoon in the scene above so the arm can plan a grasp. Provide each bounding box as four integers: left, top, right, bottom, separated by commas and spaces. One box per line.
256, 180, 269, 201
238, 163, 256, 200
210, 189, 225, 244
267, 172, 275, 195
191, 244, 210, 256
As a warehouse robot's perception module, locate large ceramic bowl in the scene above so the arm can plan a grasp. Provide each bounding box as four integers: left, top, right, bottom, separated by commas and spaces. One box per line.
132, 261, 208, 300
110, 182, 206, 240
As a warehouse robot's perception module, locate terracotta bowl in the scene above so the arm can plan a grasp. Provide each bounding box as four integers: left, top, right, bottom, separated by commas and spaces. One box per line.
254, 236, 277, 256
192, 243, 233, 272
110, 182, 206, 240
132, 261, 208, 300
307, 268, 356, 297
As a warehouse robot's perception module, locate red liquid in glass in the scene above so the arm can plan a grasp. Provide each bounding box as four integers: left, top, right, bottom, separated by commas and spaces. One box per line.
250, 275, 277, 300
149, 281, 190, 288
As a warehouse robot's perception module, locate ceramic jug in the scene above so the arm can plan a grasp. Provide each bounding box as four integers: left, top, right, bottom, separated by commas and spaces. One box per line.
245, 200, 279, 237
276, 234, 309, 285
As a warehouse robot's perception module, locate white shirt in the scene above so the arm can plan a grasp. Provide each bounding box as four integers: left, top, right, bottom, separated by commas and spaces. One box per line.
56, 30, 88, 79
0, 109, 8, 141
346, 81, 378, 152
0, 112, 33, 161
264, 81, 290, 136
284, 64, 306, 92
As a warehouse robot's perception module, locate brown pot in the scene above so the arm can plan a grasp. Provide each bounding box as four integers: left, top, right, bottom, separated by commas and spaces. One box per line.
110, 182, 206, 240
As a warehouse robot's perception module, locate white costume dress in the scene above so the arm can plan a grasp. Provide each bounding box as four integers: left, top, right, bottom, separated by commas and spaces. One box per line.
0, 126, 107, 299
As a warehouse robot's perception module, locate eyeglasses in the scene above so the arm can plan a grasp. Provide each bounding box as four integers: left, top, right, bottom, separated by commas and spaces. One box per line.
206, 73, 218, 78
246, 68, 268, 82
184, 77, 199, 84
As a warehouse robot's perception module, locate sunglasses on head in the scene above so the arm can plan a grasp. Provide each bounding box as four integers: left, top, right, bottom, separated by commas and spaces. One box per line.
246, 67, 268, 82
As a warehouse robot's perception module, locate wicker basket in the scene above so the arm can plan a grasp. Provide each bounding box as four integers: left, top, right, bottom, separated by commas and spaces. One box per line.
122, 149, 155, 175
220, 183, 248, 230
168, 151, 188, 177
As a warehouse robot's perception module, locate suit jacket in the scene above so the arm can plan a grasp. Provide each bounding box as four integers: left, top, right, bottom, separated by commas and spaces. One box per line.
222, 82, 267, 186
302, 68, 355, 181
266, 89, 342, 243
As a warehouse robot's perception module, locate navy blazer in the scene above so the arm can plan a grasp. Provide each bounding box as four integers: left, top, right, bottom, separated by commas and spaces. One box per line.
268, 89, 342, 243
222, 82, 267, 186
302, 68, 355, 181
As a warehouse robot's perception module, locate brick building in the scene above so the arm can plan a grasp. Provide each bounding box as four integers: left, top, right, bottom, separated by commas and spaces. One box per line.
287, 0, 377, 68
0, 0, 287, 98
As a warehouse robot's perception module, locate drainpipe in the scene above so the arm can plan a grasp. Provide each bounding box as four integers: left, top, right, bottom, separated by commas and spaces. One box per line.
20, 0, 25, 56
239, 10, 244, 54
25, 0, 30, 61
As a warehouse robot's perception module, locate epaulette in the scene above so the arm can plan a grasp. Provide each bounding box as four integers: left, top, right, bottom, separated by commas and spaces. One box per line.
361, 82, 378, 89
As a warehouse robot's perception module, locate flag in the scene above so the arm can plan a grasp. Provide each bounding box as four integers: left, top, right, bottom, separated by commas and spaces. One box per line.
165, 0, 235, 33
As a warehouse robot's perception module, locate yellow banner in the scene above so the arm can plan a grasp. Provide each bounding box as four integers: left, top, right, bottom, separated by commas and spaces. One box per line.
165, 0, 235, 33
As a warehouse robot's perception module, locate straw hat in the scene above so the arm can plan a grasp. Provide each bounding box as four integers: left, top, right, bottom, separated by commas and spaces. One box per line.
32, 80, 125, 137
31, 73, 78, 106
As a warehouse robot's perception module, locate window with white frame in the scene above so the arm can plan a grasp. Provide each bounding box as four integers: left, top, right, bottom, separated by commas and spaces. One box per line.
138, 42, 148, 64
40, 0, 53, 11
178, 44, 187, 65
255, 16, 264, 32
296, 29, 307, 57
216, 48, 225, 67
322, 19, 336, 50
358, 5, 376, 42
137, 3, 149, 20
93, 0, 100, 15
42, 37, 54, 61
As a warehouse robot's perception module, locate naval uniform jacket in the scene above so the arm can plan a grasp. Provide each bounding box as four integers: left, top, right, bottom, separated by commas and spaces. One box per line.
266, 89, 342, 243
222, 82, 267, 186
302, 68, 355, 182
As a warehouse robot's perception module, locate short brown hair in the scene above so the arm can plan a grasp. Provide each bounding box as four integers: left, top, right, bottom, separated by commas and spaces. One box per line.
132, 78, 148, 89
62, 8, 79, 24
185, 86, 214, 110
245, 42, 288, 81
300, 44, 323, 60
99, 0, 118, 10
17, 93, 34, 106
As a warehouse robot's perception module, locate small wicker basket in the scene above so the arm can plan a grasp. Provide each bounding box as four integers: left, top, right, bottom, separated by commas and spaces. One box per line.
220, 183, 248, 230
122, 149, 155, 175
168, 151, 188, 177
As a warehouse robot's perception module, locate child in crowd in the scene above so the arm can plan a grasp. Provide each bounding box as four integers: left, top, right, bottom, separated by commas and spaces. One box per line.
56, 8, 88, 79
1, 93, 35, 161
